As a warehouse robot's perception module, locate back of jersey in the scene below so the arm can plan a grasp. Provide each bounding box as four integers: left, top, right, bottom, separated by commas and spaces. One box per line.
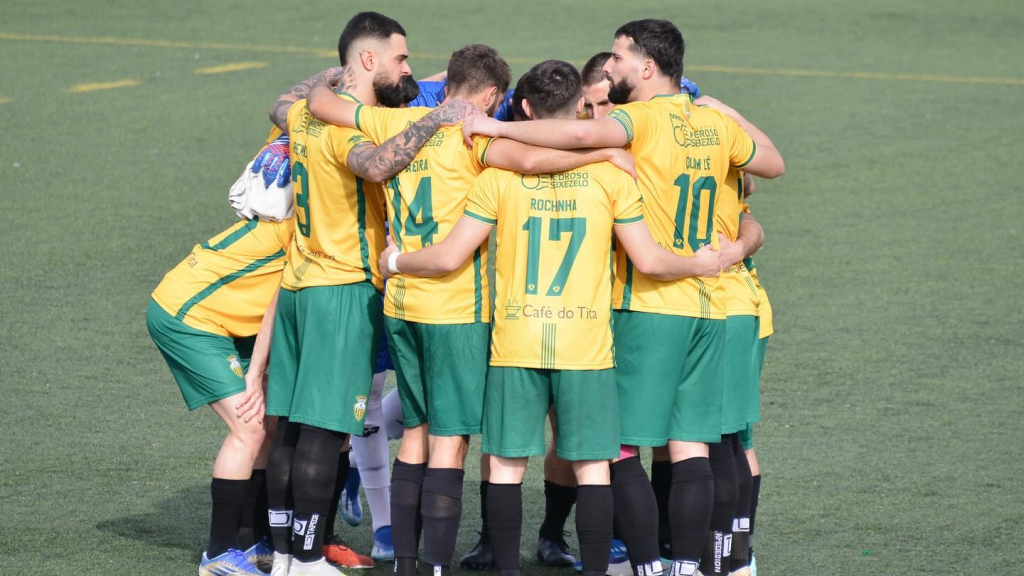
355, 105, 492, 324
465, 163, 644, 370
151, 218, 293, 337
282, 95, 386, 291
606, 94, 756, 320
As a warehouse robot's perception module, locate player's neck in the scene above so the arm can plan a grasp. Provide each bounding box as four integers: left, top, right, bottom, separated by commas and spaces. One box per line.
345, 77, 378, 106
632, 78, 680, 103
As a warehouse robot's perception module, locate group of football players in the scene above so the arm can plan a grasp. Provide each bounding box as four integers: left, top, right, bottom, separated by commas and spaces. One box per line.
147, 10, 783, 576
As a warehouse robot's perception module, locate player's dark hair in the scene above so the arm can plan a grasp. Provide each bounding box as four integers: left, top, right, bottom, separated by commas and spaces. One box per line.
581, 52, 612, 87
446, 44, 512, 97
614, 19, 684, 83
512, 60, 581, 120
337, 12, 407, 66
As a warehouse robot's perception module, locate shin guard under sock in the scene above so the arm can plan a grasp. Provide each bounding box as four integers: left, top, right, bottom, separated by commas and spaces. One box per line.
611, 457, 662, 574
748, 475, 761, 563
421, 468, 466, 570
576, 485, 613, 574
238, 469, 266, 549
290, 425, 347, 562
266, 418, 301, 555
668, 458, 713, 570
731, 438, 753, 570
486, 483, 523, 573
539, 480, 578, 539
324, 452, 351, 537
650, 459, 672, 547
392, 459, 427, 576
208, 478, 249, 558
706, 440, 737, 575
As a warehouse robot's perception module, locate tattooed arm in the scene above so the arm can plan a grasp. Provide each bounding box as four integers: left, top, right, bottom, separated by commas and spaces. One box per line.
268, 66, 350, 132
345, 98, 479, 183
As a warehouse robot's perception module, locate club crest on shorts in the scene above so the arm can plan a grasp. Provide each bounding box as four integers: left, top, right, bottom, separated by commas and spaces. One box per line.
227, 355, 243, 377
354, 395, 368, 420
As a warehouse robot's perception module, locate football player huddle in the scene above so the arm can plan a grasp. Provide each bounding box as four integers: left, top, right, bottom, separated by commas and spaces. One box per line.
147, 11, 783, 576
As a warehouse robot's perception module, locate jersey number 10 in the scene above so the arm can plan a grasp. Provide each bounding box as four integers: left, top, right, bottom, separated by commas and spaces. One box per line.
673, 173, 717, 252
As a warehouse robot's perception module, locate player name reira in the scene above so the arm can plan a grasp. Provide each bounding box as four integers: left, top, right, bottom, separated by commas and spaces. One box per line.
530, 198, 578, 212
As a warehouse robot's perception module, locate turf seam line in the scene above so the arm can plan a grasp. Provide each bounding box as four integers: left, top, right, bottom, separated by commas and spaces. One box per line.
4, 31, 1024, 86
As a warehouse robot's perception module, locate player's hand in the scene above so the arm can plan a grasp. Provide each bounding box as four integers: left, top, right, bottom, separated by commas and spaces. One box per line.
251, 134, 291, 188
742, 173, 756, 197
693, 95, 739, 120
379, 239, 399, 281
679, 76, 701, 98
436, 97, 480, 127
692, 244, 722, 278
325, 66, 346, 87
716, 233, 745, 272
236, 369, 266, 424
462, 115, 503, 147
605, 148, 637, 180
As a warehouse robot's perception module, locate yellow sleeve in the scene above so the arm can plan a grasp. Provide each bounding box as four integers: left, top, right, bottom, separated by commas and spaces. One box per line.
606, 101, 648, 148
325, 127, 372, 165
611, 169, 645, 225
723, 114, 757, 168
286, 100, 306, 134
352, 105, 420, 145
463, 169, 500, 225
473, 136, 497, 168
741, 201, 752, 214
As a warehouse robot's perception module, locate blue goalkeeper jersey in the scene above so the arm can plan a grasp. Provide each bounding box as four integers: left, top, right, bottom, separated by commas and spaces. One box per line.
412, 81, 516, 121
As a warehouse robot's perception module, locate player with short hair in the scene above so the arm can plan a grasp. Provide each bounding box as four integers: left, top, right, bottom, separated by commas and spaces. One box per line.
147, 134, 294, 576
581, 52, 615, 120
462, 18, 784, 576
260, 12, 480, 576
306, 44, 642, 576
377, 58, 722, 576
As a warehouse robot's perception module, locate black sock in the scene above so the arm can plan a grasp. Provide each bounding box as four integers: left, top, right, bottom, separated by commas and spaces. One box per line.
253, 469, 270, 542
392, 459, 427, 576
576, 485, 613, 574
650, 460, 672, 546
266, 418, 301, 555
748, 474, 761, 562
208, 478, 250, 558
703, 440, 738, 575
323, 452, 351, 540
421, 467, 465, 570
539, 480, 577, 540
487, 483, 522, 573
479, 480, 490, 539
238, 469, 266, 549
290, 425, 348, 562
611, 457, 661, 574
731, 439, 753, 570
668, 458, 713, 568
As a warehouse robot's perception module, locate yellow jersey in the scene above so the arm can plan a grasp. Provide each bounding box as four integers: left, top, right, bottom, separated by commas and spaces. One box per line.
464, 164, 644, 370
353, 104, 492, 324
606, 94, 756, 319
741, 202, 774, 338
282, 95, 387, 291
717, 169, 760, 317
151, 219, 293, 337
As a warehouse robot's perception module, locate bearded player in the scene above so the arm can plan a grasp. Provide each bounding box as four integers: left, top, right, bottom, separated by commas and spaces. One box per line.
462, 18, 784, 576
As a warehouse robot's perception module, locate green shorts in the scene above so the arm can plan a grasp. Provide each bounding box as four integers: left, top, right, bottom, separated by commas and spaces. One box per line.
613, 311, 725, 445
738, 423, 754, 450
385, 317, 488, 436
482, 367, 620, 461
146, 299, 254, 411
266, 283, 382, 435
723, 316, 760, 434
